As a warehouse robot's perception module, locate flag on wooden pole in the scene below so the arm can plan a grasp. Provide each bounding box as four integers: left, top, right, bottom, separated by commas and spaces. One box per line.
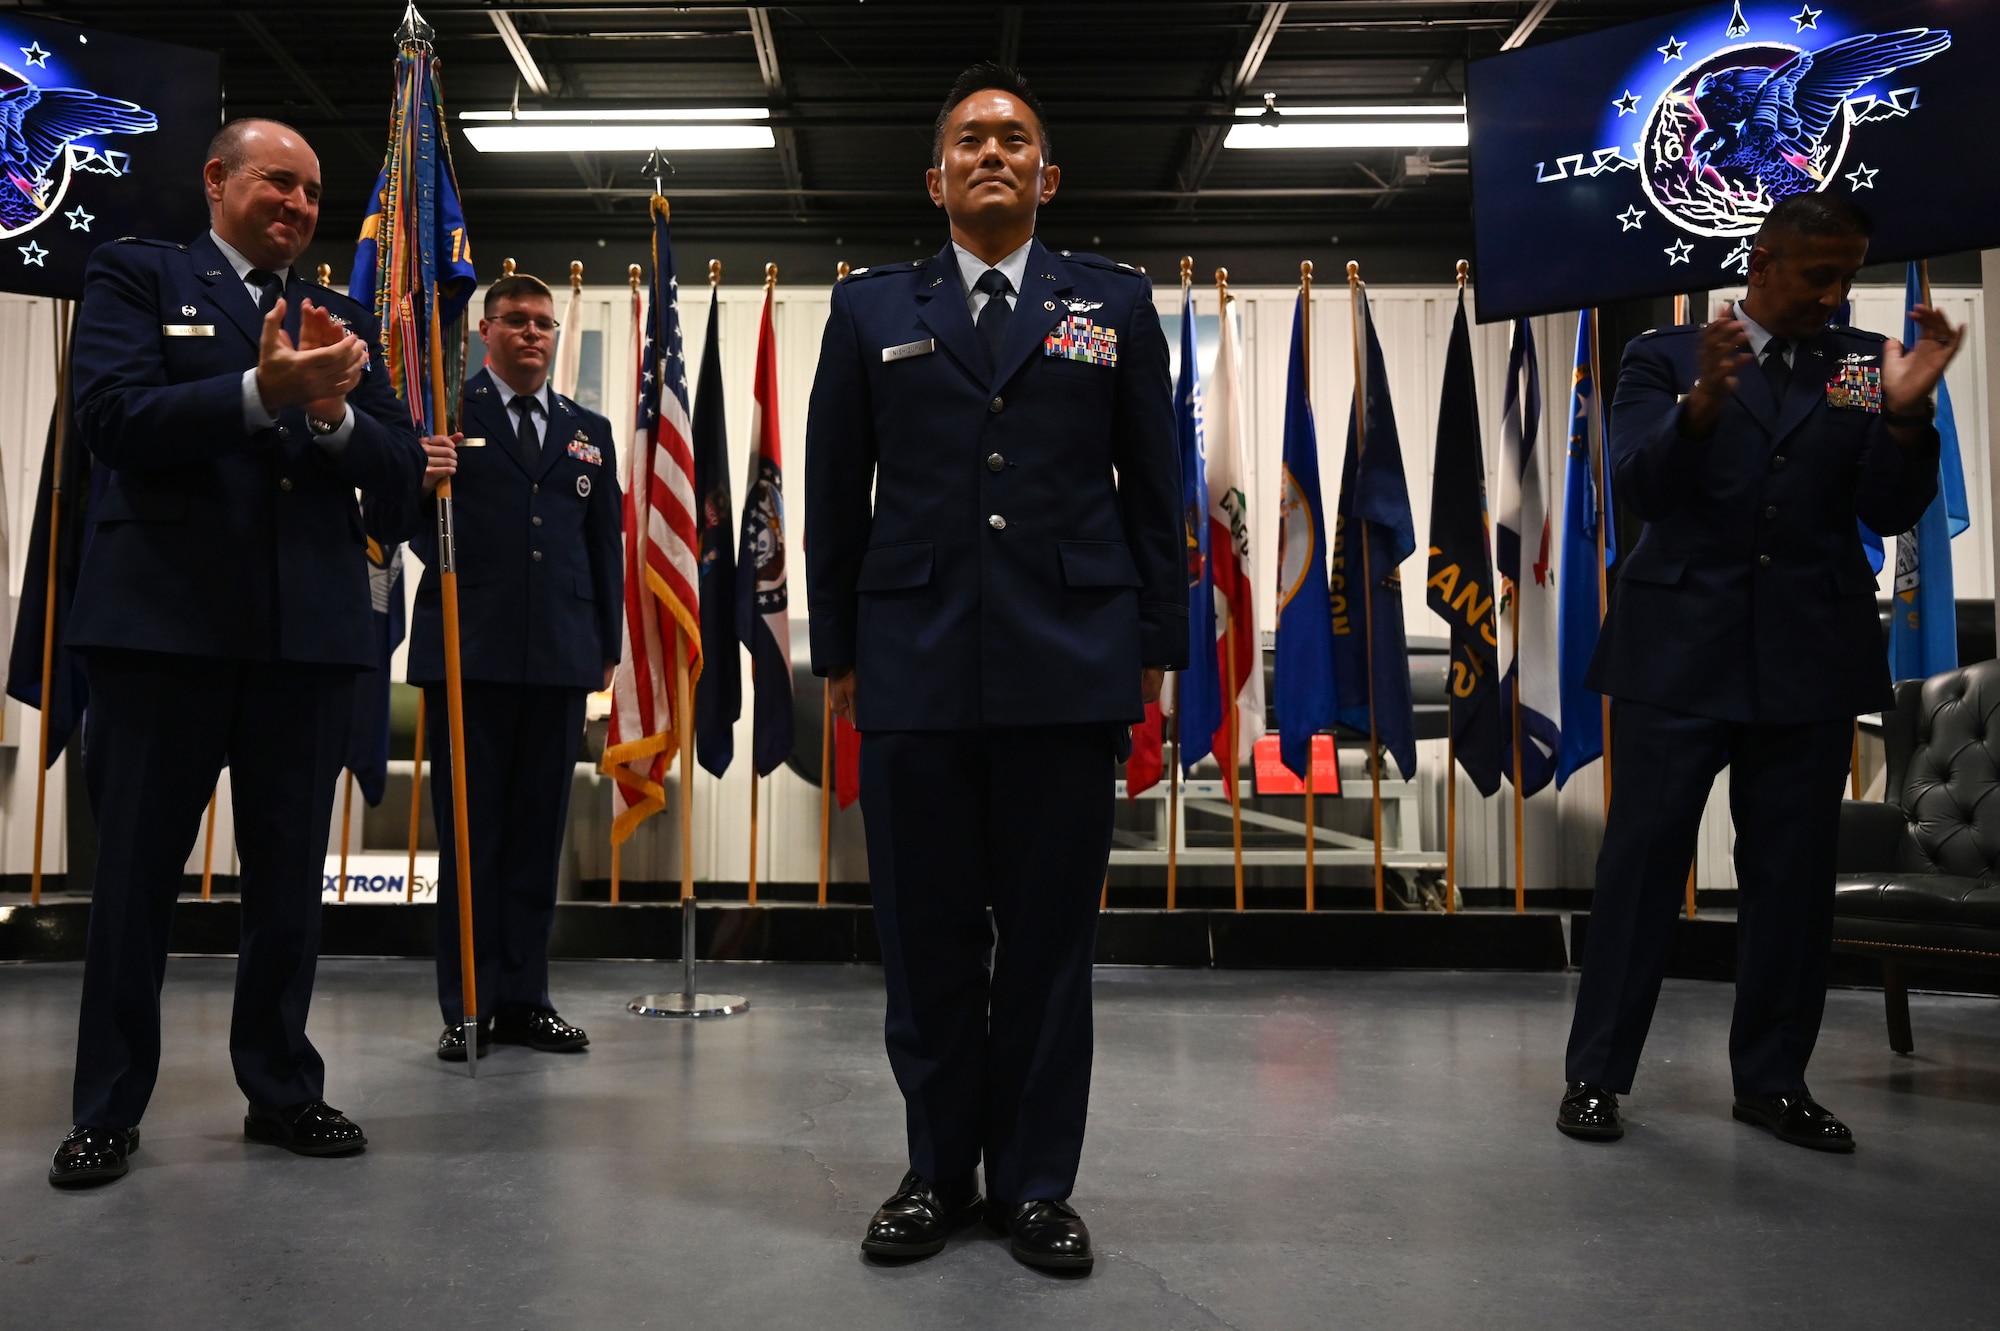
1272, 289, 1336, 779
552, 262, 584, 399
738, 267, 796, 776
1556, 309, 1614, 788
1497, 319, 1560, 796
603, 196, 702, 842
1172, 265, 1221, 769
1205, 272, 1263, 788
691, 274, 740, 775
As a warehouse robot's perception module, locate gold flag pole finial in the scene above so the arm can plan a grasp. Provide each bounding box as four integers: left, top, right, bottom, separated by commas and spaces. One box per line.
1456, 259, 1469, 289
1179, 255, 1192, 286
709, 259, 721, 287
1345, 260, 1359, 285
629, 263, 642, 291
315, 263, 331, 288
569, 260, 583, 290
501, 257, 517, 278
1214, 266, 1229, 299
1301, 259, 1314, 292
837, 261, 851, 281
765, 261, 778, 290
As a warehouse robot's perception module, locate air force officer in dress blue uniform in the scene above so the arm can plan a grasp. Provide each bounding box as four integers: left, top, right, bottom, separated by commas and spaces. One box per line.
377, 273, 622, 1061
50, 119, 423, 1187
1559, 195, 1964, 1151
807, 64, 1183, 1272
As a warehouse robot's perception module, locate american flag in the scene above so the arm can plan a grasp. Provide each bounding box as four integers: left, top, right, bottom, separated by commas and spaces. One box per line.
603, 196, 703, 841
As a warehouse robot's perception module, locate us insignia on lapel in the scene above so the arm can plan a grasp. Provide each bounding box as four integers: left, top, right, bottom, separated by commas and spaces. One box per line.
1826, 355, 1882, 413
1044, 315, 1118, 367
567, 434, 603, 466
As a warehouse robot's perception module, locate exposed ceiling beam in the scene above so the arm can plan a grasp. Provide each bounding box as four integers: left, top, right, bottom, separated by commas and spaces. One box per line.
490, 10, 553, 97
748, 7, 807, 219
233, 13, 375, 163
1500, 0, 1557, 52
1173, 2, 1287, 205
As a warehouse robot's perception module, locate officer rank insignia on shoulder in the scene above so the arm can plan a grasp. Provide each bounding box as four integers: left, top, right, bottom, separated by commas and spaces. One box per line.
1044, 314, 1118, 367
1826, 355, 1883, 413
567, 433, 602, 466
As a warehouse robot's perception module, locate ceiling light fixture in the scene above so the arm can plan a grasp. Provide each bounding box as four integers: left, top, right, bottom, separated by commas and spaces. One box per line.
460, 107, 769, 122
1227, 99, 1468, 150
462, 123, 776, 153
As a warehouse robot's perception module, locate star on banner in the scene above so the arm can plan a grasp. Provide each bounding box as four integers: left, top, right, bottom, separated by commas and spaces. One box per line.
1618, 206, 1646, 231
65, 206, 94, 231
1791, 5, 1821, 31
1615, 91, 1640, 116
21, 42, 50, 68
19, 240, 48, 267
1658, 36, 1686, 62
1665, 239, 1693, 265
1845, 161, 1878, 190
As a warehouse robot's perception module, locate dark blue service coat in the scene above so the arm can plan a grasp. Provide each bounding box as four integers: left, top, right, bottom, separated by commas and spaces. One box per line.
805, 239, 1187, 728
1586, 322, 1941, 724
376, 366, 623, 689
67, 234, 424, 664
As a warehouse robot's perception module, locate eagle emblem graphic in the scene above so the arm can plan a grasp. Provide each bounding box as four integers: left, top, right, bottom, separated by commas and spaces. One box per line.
0, 62, 157, 237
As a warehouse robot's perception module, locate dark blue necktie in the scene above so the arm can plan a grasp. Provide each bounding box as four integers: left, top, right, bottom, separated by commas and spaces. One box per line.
511, 396, 541, 471
975, 268, 1013, 372
246, 268, 283, 317
1761, 336, 1792, 404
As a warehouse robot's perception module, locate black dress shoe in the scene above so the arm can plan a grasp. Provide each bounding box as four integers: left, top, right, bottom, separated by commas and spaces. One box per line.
48, 1125, 139, 1189
437, 1020, 492, 1062
1733, 1090, 1855, 1153
861, 1170, 983, 1260
990, 1198, 1094, 1272
244, 1101, 368, 1157
492, 1007, 589, 1052
1557, 1082, 1624, 1141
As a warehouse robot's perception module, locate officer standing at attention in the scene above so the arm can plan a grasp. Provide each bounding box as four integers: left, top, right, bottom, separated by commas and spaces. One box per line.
1560, 195, 1963, 1150
50, 119, 423, 1187
806, 63, 1183, 1271
379, 273, 622, 1061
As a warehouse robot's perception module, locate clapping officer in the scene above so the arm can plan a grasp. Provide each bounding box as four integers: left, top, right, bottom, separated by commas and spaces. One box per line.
1560, 194, 1963, 1150
50, 119, 423, 1187
375, 274, 622, 1061
806, 64, 1183, 1271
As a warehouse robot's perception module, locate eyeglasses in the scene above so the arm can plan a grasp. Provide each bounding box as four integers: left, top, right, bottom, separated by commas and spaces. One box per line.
492, 313, 560, 333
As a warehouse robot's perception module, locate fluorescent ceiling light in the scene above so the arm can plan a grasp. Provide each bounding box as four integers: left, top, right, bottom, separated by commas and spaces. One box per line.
1226, 103, 1467, 150
1235, 104, 1465, 117
462, 124, 776, 153
461, 107, 768, 122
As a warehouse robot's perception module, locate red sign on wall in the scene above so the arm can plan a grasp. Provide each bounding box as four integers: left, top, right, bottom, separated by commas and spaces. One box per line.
1252, 735, 1340, 796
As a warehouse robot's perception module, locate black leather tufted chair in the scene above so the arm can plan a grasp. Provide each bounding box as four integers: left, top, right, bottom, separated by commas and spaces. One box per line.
1835, 659, 2000, 1052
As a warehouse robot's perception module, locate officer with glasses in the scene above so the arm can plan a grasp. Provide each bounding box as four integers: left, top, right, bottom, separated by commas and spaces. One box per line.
375, 273, 624, 1061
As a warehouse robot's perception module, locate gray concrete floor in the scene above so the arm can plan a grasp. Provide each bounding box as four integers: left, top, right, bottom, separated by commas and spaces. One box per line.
1, 960, 1996, 1329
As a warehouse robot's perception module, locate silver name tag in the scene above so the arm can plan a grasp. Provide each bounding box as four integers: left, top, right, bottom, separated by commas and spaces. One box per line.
460, 437, 487, 448
881, 338, 935, 363
162, 324, 215, 337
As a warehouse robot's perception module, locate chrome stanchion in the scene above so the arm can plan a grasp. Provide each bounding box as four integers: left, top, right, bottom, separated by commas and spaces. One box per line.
629, 896, 748, 1018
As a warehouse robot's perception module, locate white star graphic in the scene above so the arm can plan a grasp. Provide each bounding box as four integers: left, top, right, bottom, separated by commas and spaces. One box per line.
1618, 206, 1647, 231
65, 206, 94, 231
20, 42, 49, 68
1845, 161, 1878, 190
19, 240, 48, 267
1615, 91, 1640, 116
1658, 36, 1686, 62
1792, 5, 1821, 31
1665, 240, 1693, 265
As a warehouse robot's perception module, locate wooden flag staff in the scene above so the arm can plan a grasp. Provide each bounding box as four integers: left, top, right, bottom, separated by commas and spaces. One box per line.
611, 262, 643, 906
337, 772, 356, 901
1208, 263, 1240, 907
30, 298, 73, 907
201, 789, 220, 901
1673, 293, 1697, 919
1300, 261, 1315, 912
1348, 261, 1387, 913
407, 693, 425, 901
1445, 259, 1468, 914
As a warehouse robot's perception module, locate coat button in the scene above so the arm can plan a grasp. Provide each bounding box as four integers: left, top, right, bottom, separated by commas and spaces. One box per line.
988, 514, 1007, 531
532, 484, 540, 494
276, 426, 291, 442
990, 396, 1004, 413
278, 477, 293, 491
532, 550, 543, 562
1772, 456, 1787, 469
987, 453, 1005, 472
532, 516, 543, 527
1758, 554, 1772, 567
1764, 505, 1778, 519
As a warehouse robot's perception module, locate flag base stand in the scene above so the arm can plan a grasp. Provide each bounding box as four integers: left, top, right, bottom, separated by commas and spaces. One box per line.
629, 897, 747, 1019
